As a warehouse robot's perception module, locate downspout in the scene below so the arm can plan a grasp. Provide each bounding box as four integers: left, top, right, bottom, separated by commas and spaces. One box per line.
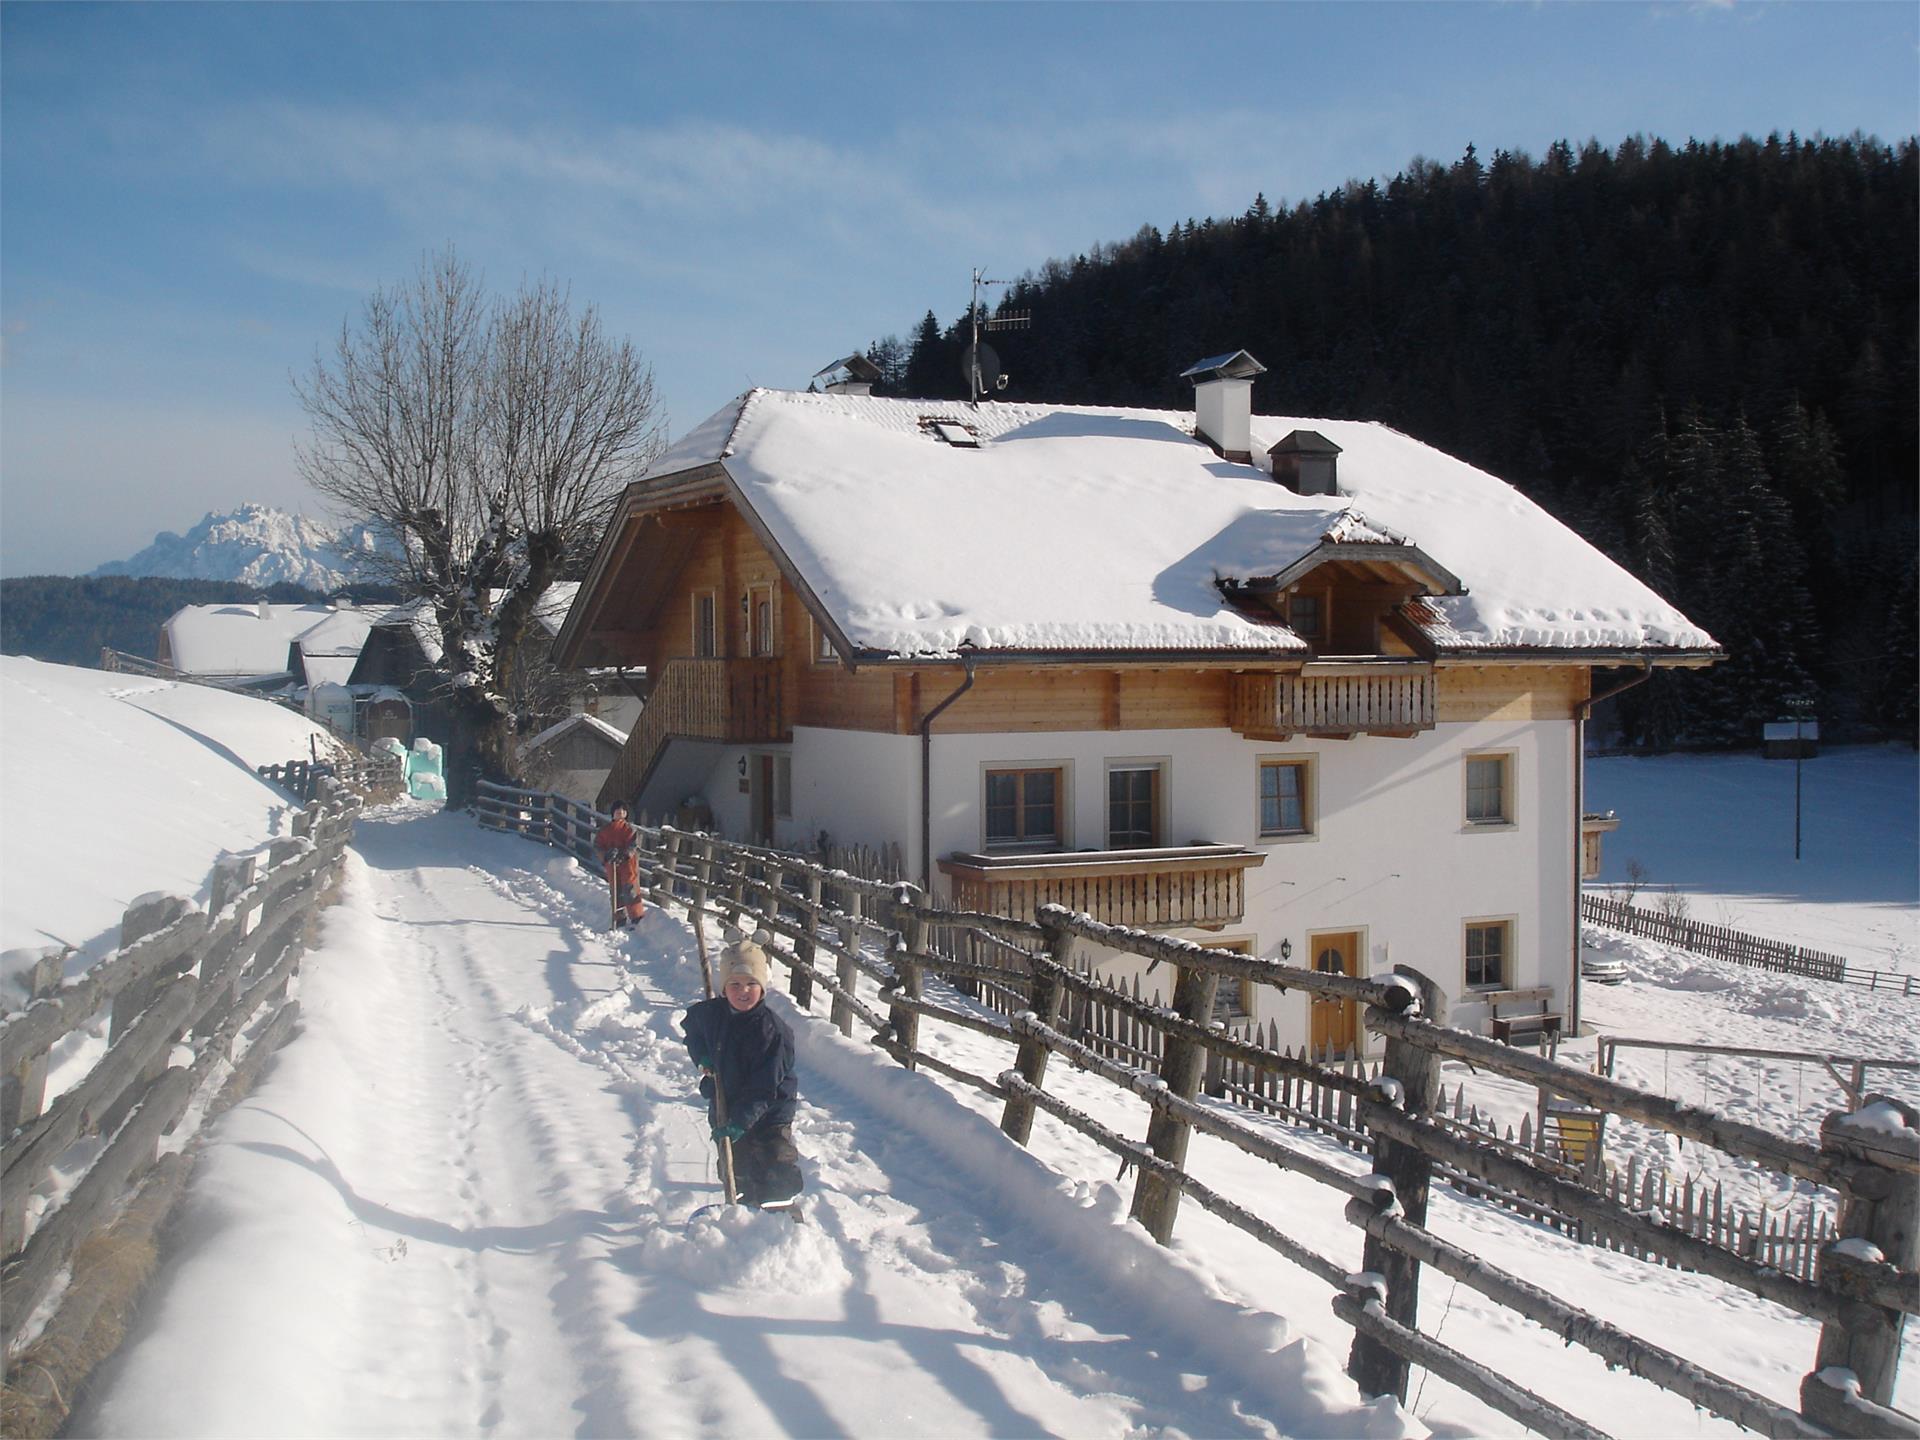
1570, 659, 1653, 1037
919, 657, 977, 893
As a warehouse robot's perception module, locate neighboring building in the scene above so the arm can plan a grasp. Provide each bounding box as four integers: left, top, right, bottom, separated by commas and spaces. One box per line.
520, 712, 630, 805
553, 366, 1719, 1051
345, 602, 450, 746
158, 600, 339, 687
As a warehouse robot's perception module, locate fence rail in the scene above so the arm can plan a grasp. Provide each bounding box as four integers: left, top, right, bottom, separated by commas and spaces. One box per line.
0, 779, 361, 1436
477, 781, 1918, 1439
1583, 892, 1914, 995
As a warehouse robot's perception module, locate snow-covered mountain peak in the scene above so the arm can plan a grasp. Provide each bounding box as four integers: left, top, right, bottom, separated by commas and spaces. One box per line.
91, 505, 385, 591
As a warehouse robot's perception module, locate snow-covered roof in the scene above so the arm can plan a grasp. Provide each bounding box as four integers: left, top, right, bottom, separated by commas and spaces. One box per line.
163, 602, 338, 679
521, 712, 629, 754
635, 389, 1716, 660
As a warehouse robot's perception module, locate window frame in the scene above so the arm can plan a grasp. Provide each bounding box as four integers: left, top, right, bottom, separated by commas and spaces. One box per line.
812, 618, 837, 666
1463, 915, 1515, 991
1104, 757, 1168, 850
746, 582, 777, 657
1285, 589, 1329, 645
1255, 753, 1317, 842
1463, 749, 1517, 830
691, 589, 718, 658
981, 763, 1070, 852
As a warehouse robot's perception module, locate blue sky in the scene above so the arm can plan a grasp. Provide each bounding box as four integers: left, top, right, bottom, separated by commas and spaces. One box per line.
3, 1, 1915, 577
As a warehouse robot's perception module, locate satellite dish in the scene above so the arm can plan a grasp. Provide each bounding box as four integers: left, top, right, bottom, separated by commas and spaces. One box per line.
962, 341, 1000, 401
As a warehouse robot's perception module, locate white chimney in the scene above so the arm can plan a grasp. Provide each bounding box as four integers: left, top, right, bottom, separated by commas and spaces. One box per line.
1181, 350, 1267, 464
257, 599, 273, 621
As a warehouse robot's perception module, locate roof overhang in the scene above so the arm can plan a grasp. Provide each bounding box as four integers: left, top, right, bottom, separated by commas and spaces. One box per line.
1242, 541, 1464, 597
1431, 648, 1724, 668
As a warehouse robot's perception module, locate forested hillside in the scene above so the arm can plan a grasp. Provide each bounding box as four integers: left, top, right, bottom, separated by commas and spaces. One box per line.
871, 134, 1917, 747
0, 576, 402, 669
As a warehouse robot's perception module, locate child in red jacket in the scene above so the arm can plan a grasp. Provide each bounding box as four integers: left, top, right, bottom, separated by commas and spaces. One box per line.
594, 800, 644, 926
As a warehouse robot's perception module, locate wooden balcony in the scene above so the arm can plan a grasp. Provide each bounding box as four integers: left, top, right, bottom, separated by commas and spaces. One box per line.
938, 844, 1266, 931
599, 656, 786, 809
1230, 665, 1435, 739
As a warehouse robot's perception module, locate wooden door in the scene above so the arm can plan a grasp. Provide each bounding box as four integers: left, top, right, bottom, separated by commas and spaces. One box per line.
752, 753, 775, 843
1309, 930, 1361, 1058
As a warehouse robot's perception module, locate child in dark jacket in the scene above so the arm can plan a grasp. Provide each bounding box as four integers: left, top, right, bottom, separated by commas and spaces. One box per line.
681, 933, 802, 1208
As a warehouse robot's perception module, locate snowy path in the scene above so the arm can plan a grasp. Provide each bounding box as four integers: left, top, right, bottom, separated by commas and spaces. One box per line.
74, 807, 1395, 1439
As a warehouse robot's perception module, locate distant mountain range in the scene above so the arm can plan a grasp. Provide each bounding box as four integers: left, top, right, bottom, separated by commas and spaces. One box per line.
91, 505, 387, 592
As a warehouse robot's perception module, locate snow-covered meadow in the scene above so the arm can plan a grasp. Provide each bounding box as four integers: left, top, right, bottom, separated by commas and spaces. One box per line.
3, 658, 1914, 1436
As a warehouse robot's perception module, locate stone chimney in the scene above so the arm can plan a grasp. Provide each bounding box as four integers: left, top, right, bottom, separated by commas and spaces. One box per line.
1180, 351, 1266, 463
1269, 430, 1342, 495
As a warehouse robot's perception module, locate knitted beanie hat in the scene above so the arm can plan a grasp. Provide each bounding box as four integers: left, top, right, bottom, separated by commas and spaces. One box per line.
720, 931, 772, 990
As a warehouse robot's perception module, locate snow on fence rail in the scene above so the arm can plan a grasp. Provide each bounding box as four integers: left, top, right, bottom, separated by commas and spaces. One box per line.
1582, 892, 1914, 996
476, 781, 1920, 1440
257, 749, 403, 804
0, 779, 361, 1437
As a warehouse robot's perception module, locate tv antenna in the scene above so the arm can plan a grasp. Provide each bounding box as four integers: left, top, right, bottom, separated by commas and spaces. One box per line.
963, 266, 1031, 404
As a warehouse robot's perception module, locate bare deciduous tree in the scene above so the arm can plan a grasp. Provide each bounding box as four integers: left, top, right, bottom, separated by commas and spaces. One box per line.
295, 246, 663, 793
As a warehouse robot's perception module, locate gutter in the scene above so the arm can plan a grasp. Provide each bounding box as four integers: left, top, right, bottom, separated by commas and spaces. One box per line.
919, 656, 978, 892
1569, 660, 1653, 1036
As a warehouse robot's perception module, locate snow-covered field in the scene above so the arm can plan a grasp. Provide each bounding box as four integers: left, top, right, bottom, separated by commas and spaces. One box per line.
1587, 744, 1918, 975
4, 661, 1914, 1436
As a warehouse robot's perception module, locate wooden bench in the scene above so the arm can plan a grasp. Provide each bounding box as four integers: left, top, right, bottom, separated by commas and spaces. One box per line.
1483, 986, 1563, 1046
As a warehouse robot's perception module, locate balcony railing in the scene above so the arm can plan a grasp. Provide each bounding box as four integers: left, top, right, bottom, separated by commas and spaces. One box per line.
1231, 666, 1435, 739
938, 844, 1266, 931
599, 656, 786, 809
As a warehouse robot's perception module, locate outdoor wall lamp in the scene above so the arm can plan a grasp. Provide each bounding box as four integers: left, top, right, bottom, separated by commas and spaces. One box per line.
1279, 939, 1293, 961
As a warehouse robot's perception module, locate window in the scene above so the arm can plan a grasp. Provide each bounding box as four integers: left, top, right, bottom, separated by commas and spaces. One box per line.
1465, 752, 1514, 826
773, 754, 792, 819
814, 620, 836, 664
1287, 592, 1324, 643
1202, 939, 1255, 1023
1257, 758, 1313, 838
747, 584, 776, 656
1107, 765, 1161, 849
985, 767, 1063, 850
692, 591, 717, 658
1465, 919, 1511, 990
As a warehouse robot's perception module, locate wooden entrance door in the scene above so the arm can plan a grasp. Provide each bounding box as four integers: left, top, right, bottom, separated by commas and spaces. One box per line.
752, 754, 775, 843
1309, 930, 1361, 1058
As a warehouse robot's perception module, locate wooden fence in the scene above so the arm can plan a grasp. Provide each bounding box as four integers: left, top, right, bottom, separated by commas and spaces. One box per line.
477, 781, 1919, 1440
1583, 892, 1914, 995
257, 750, 404, 804
0, 780, 362, 1436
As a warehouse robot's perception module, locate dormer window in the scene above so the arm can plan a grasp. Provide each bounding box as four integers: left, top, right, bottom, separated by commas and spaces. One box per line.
1286, 592, 1325, 643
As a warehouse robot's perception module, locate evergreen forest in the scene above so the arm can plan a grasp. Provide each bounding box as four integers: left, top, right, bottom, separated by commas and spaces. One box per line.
0, 576, 404, 670
868, 134, 1917, 748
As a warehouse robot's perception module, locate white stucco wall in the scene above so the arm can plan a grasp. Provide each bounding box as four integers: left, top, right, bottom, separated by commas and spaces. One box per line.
674, 717, 1576, 1052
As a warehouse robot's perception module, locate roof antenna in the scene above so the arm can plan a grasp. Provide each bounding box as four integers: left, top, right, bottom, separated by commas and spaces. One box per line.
963, 267, 1030, 405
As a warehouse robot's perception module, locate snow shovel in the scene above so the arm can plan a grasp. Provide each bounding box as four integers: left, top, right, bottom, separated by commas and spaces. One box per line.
690, 901, 740, 1208
605, 856, 622, 930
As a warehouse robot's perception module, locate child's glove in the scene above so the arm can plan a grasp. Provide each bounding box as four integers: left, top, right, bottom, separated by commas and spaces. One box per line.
711, 1121, 746, 1143
698, 1075, 714, 1100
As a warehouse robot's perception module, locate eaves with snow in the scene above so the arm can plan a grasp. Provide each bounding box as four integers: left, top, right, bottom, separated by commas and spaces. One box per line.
583, 389, 1718, 664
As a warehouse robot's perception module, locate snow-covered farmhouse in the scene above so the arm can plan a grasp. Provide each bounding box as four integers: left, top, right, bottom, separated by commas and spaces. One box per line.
554, 357, 1719, 1052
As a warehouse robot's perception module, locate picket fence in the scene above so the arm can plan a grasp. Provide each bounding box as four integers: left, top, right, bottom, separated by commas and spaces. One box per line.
476, 781, 1918, 1440
0, 778, 363, 1437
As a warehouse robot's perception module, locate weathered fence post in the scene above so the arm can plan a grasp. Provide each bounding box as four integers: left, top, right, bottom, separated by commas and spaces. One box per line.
661, 828, 682, 906
999, 907, 1074, 1146
793, 871, 821, 1011
1349, 965, 1449, 1403
1129, 947, 1221, 1244
1, 946, 67, 1250
1808, 1096, 1918, 1412
94, 894, 194, 1139
193, 854, 260, 1048
887, 884, 926, 1069
832, 887, 862, 1037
